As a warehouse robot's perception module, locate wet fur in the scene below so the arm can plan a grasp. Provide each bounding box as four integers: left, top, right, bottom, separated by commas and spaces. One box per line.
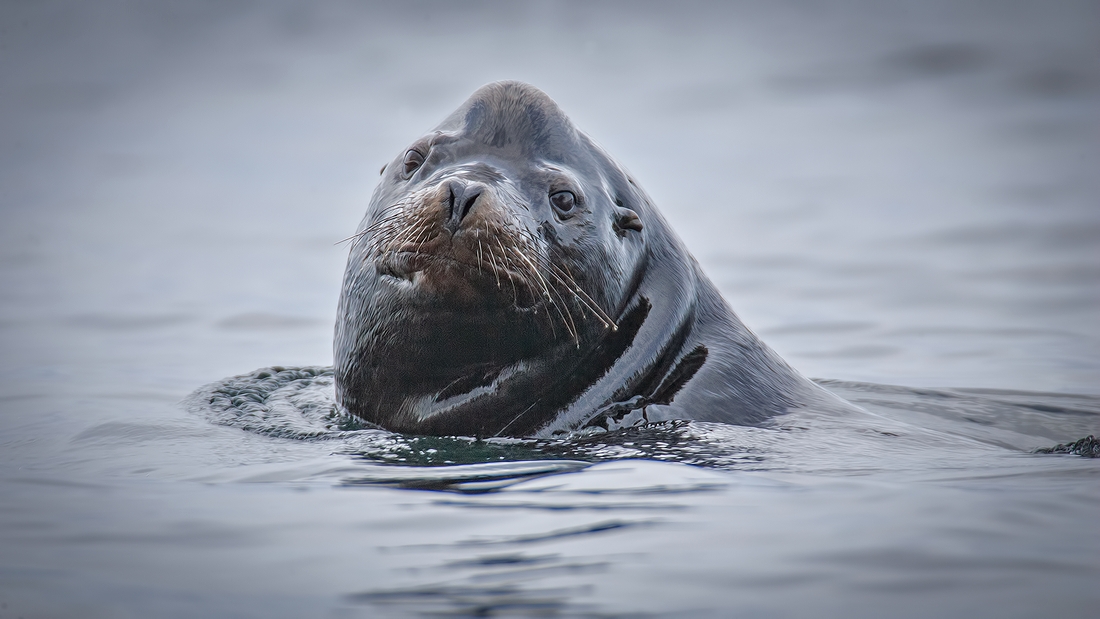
335, 81, 841, 437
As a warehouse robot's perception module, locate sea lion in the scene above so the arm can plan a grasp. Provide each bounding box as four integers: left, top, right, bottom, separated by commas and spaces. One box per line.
334, 81, 839, 438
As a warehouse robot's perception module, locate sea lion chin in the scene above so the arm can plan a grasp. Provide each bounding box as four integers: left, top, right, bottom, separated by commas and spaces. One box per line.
334, 80, 844, 438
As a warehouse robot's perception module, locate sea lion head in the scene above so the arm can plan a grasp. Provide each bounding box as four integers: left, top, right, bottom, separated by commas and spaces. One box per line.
335, 81, 665, 437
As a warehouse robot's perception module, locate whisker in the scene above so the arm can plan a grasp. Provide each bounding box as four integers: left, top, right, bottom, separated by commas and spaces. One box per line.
476, 230, 484, 274
536, 253, 617, 331
502, 256, 519, 307
334, 230, 367, 246
504, 242, 577, 343
503, 238, 551, 303
486, 241, 503, 289
409, 218, 436, 247
494, 401, 538, 438
505, 244, 578, 343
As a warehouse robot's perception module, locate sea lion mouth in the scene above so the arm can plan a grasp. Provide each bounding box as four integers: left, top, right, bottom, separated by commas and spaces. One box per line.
377, 242, 526, 282
377, 249, 455, 282
376, 246, 549, 311
374, 238, 617, 341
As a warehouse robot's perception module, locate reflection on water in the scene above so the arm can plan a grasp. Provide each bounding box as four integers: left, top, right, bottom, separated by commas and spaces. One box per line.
1, 1, 1098, 617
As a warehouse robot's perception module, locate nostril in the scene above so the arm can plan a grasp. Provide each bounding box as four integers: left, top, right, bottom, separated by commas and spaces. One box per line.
448, 181, 482, 225
459, 188, 481, 221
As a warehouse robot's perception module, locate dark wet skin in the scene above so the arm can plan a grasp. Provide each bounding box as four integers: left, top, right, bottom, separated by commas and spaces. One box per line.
335, 81, 843, 438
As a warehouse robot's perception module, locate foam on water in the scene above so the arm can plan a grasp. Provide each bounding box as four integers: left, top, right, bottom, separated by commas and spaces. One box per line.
188, 365, 1099, 485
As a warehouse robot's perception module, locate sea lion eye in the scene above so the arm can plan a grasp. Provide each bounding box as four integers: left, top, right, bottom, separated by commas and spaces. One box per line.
402, 149, 425, 176
549, 191, 576, 215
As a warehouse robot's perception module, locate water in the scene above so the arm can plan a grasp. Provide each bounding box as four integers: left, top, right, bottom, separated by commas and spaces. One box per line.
1, 1, 1098, 617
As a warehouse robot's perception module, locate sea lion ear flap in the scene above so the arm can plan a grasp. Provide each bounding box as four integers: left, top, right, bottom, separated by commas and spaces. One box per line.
613, 201, 643, 234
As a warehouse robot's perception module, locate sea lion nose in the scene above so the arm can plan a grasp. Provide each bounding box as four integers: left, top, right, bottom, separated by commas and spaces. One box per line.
447, 180, 483, 228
